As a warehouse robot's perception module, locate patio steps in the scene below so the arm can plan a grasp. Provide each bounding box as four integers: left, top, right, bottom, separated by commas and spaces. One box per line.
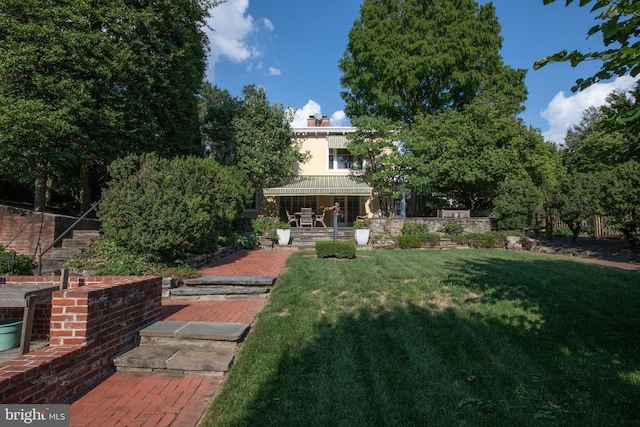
113, 321, 249, 376
167, 275, 277, 300
41, 229, 101, 273
275, 227, 358, 250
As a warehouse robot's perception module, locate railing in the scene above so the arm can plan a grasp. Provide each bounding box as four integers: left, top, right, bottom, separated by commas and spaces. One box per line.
36, 199, 103, 275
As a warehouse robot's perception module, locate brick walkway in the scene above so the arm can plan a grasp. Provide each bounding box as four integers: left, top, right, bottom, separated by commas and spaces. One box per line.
68, 249, 292, 427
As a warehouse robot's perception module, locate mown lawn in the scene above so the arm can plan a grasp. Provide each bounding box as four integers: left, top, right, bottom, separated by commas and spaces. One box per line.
201, 249, 640, 426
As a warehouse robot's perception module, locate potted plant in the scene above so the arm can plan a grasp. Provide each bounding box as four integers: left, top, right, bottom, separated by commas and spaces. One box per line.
353, 219, 371, 245
275, 222, 291, 245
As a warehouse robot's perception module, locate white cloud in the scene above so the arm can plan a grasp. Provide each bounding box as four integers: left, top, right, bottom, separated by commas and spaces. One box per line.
330, 110, 347, 126
291, 100, 322, 127
290, 100, 348, 128
269, 67, 281, 76
205, 0, 256, 78
263, 18, 274, 31
541, 75, 639, 144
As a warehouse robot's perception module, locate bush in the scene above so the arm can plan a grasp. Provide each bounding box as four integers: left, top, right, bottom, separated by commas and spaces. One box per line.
252, 217, 278, 242
401, 222, 440, 246
67, 238, 199, 277
0, 245, 36, 275
98, 153, 252, 261
452, 233, 502, 248
553, 227, 573, 237
438, 222, 464, 236
315, 241, 356, 259
397, 234, 421, 249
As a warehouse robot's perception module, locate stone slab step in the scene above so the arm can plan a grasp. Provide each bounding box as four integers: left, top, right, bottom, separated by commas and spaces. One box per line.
113, 345, 235, 375
171, 286, 270, 297
182, 275, 276, 287
140, 321, 249, 341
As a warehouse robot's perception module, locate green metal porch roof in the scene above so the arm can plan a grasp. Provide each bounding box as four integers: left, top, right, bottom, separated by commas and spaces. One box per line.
263, 175, 372, 196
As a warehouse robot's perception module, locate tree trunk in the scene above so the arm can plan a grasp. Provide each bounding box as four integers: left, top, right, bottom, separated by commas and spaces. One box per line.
33, 164, 48, 212
79, 163, 93, 215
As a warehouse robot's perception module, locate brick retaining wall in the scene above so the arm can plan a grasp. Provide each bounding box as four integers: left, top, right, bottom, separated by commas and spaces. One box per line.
0, 276, 162, 403
0, 204, 100, 258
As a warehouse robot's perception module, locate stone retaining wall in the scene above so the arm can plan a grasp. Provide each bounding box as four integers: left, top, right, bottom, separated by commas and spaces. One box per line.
0, 276, 162, 403
370, 217, 492, 236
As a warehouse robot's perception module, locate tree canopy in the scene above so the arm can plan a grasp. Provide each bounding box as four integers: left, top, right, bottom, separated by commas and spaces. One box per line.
0, 0, 217, 211
339, 0, 528, 124
535, 0, 640, 144
401, 92, 562, 222
199, 83, 308, 190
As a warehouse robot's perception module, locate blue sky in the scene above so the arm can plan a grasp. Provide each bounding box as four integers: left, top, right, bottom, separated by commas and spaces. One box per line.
204, 0, 638, 144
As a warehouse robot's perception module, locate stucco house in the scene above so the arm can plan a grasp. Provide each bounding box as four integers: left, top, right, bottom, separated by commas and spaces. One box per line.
249, 114, 373, 226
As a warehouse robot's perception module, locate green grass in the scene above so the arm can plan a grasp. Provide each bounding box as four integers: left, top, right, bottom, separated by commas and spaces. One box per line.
201, 250, 640, 426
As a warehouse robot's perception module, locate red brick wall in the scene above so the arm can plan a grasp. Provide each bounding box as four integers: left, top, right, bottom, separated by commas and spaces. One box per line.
0, 276, 162, 403
0, 204, 99, 259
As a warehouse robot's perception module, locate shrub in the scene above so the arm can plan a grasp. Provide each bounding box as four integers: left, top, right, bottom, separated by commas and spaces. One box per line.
98, 153, 252, 261
553, 227, 573, 237
252, 217, 278, 242
452, 233, 500, 248
438, 222, 464, 236
397, 234, 421, 249
401, 222, 439, 246
66, 238, 199, 277
315, 241, 356, 259
0, 245, 36, 275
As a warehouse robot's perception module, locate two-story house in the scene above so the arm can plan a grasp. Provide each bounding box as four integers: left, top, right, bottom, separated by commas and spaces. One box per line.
258, 114, 373, 226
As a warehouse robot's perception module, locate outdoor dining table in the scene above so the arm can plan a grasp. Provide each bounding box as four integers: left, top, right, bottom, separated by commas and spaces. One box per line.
0, 283, 59, 355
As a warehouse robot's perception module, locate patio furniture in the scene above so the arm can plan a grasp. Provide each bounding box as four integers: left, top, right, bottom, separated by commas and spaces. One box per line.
299, 208, 314, 227
314, 211, 326, 227
286, 210, 298, 227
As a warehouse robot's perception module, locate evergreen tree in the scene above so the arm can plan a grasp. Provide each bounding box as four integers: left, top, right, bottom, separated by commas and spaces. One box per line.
0, 0, 218, 211
339, 0, 527, 124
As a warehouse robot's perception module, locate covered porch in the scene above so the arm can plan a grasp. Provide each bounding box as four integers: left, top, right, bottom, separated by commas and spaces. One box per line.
263, 175, 372, 226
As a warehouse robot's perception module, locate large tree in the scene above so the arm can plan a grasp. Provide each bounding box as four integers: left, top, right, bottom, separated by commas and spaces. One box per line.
0, 0, 218, 212
402, 92, 562, 218
339, 0, 528, 124
199, 84, 307, 190
347, 116, 406, 217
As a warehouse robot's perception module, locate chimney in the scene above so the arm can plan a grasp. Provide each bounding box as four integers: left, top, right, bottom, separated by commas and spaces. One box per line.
307, 113, 330, 127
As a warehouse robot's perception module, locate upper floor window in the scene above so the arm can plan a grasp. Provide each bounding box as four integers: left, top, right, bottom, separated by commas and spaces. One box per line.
329, 148, 360, 170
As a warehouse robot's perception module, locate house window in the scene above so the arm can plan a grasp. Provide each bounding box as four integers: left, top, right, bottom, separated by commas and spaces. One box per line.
245, 190, 258, 212
278, 197, 317, 218
328, 148, 357, 170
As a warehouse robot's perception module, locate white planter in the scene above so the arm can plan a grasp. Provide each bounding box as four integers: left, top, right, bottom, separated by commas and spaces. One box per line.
354, 229, 370, 245
276, 229, 291, 245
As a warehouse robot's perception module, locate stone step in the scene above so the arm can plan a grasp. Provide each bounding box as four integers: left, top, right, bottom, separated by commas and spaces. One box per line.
140, 321, 249, 342
113, 345, 235, 376
171, 286, 270, 297
49, 247, 83, 258
182, 275, 276, 287
114, 321, 249, 376
171, 275, 276, 299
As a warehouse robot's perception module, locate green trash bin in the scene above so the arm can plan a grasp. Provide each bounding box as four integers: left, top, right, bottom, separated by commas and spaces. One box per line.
0, 318, 23, 351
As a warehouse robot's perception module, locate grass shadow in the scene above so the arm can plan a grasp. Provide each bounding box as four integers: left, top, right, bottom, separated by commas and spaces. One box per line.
203, 250, 640, 426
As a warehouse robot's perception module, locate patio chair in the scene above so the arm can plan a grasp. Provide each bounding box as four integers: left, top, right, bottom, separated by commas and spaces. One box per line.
299, 207, 314, 227
314, 211, 327, 227
286, 210, 298, 227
